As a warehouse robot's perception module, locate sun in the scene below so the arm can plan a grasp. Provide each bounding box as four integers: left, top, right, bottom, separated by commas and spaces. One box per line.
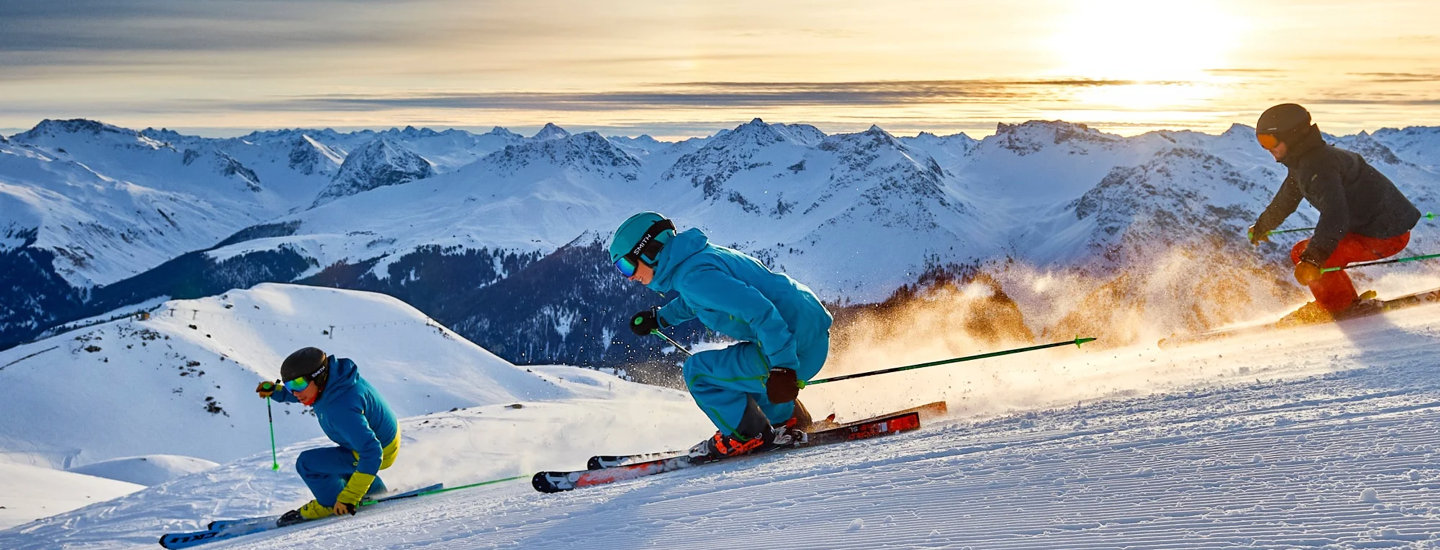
1048, 0, 1244, 82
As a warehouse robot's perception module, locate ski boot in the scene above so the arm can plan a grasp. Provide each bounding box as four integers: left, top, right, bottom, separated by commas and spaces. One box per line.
1278, 291, 1382, 327
689, 396, 791, 460
783, 398, 813, 433
1334, 290, 1384, 320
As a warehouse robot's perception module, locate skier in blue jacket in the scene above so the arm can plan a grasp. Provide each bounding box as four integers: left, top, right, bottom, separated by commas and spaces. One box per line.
255, 347, 399, 525
610, 212, 833, 458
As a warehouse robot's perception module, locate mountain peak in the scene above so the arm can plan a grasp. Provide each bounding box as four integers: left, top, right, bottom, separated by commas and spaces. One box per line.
288, 134, 344, 175
21, 119, 141, 141
16, 118, 169, 151
1221, 123, 1254, 138
482, 131, 640, 180
487, 127, 524, 139
990, 120, 1119, 156
533, 123, 571, 141
312, 138, 436, 207
382, 125, 443, 139
1334, 131, 1406, 166
717, 118, 793, 147
139, 128, 189, 144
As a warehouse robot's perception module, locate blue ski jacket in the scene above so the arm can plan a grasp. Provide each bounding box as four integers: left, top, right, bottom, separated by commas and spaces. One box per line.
650, 228, 832, 370
271, 356, 398, 476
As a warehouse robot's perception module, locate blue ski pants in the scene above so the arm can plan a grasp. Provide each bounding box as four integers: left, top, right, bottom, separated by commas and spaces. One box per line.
296, 446, 390, 506
682, 331, 829, 435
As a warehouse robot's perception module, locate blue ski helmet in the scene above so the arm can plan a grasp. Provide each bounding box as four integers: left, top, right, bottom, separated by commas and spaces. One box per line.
609, 212, 676, 274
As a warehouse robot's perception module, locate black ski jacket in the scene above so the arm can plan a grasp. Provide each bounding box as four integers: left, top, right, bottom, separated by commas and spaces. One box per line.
1253, 125, 1421, 265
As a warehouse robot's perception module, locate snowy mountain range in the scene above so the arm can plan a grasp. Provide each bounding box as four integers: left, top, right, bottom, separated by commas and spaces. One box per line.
4, 117, 1439, 366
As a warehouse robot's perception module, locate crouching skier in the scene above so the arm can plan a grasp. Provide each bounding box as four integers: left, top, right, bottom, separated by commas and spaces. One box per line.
609, 212, 833, 459
255, 347, 400, 525
1248, 103, 1422, 324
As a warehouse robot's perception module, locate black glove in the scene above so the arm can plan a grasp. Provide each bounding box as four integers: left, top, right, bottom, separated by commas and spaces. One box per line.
629, 309, 662, 336
256, 380, 279, 399
1247, 224, 1270, 246
766, 367, 800, 404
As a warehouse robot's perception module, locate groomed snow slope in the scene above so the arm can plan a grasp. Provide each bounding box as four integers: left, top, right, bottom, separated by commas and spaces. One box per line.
7, 287, 1440, 548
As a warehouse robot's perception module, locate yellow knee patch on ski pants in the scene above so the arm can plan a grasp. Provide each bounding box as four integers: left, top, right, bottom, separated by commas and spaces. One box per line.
338, 429, 401, 505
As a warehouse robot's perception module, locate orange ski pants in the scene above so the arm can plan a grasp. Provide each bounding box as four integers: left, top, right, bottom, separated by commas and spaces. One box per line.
1291, 232, 1410, 312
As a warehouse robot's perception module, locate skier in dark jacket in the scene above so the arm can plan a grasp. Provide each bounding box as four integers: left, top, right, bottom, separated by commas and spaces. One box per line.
255, 347, 400, 524
610, 212, 832, 459
1248, 103, 1422, 322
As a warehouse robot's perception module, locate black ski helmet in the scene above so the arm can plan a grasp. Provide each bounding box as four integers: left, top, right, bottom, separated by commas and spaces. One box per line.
1256, 103, 1312, 143
281, 347, 329, 387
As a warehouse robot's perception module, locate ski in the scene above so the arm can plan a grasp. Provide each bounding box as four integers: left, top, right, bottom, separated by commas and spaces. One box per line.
158, 483, 443, 549
536, 411, 921, 493
808, 400, 948, 432
586, 401, 948, 470
1158, 287, 1440, 349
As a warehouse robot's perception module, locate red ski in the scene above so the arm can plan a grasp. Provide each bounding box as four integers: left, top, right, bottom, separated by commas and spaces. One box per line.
533, 411, 922, 493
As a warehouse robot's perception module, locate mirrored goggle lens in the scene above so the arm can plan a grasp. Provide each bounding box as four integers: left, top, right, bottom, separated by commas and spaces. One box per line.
1256, 133, 1280, 150
614, 256, 639, 277
284, 377, 310, 392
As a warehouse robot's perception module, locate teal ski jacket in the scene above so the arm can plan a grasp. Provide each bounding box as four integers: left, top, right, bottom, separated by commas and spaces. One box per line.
650, 228, 832, 370
271, 356, 398, 476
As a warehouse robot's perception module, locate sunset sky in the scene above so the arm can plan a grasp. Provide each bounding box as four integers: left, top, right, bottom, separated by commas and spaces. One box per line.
2, 0, 1438, 139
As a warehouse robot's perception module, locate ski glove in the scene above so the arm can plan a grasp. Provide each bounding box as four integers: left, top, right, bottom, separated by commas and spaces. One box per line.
335, 471, 376, 513
1247, 225, 1270, 246
629, 309, 663, 336
766, 367, 801, 404
255, 380, 279, 399
1294, 260, 1324, 285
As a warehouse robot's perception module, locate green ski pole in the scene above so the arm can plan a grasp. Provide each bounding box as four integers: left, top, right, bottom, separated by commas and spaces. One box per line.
359, 475, 527, 506
1322, 252, 1440, 273
266, 395, 279, 471
650, 329, 693, 357
1266, 211, 1434, 237
801, 337, 1097, 387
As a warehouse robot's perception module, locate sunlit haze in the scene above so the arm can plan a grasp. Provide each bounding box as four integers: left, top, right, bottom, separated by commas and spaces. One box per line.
2, 0, 1437, 138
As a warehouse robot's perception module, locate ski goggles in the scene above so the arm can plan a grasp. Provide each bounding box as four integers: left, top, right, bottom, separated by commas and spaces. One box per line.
614, 219, 675, 277
284, 376, 311, 392
1256, 133, 1281, 150
283, 360, 328, 392
614, 255, 641, 278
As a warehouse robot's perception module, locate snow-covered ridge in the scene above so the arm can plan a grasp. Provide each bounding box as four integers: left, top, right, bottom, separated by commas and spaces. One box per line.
4, 117, 1440, 366
0, 283, 566, 471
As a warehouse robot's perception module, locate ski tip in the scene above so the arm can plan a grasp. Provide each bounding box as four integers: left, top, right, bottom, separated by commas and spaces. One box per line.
1074, 336, 1097, 347
159, 534, 170, 549
586, 457, 603, 470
